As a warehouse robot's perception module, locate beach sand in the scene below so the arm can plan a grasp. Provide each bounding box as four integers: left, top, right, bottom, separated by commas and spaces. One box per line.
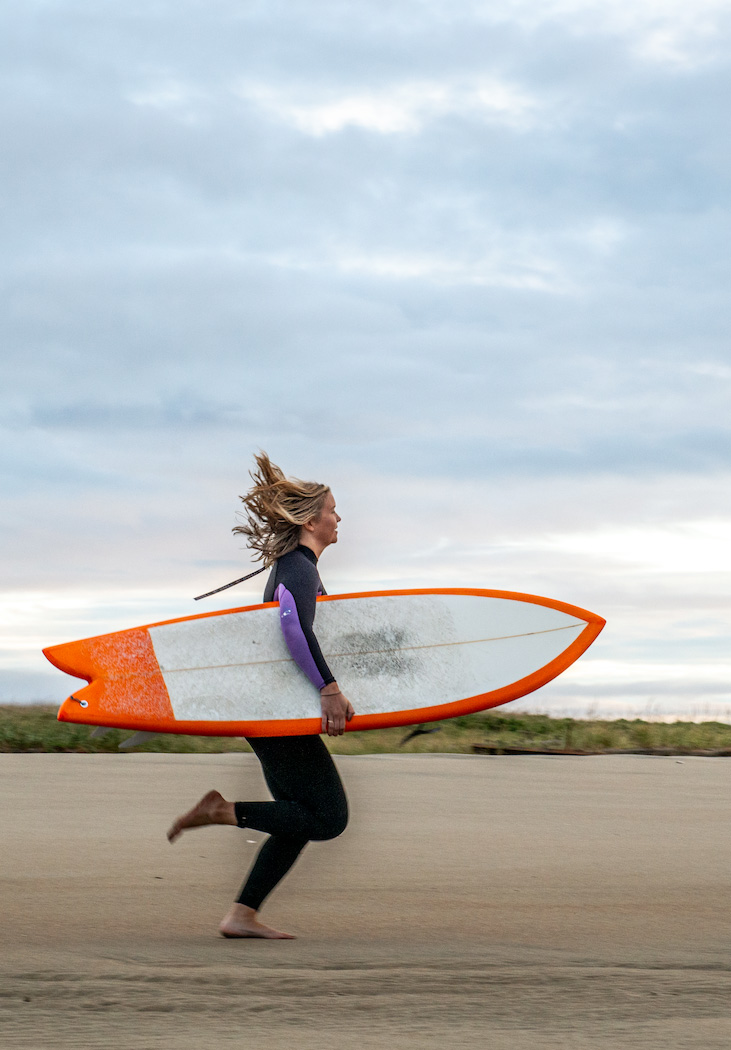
2, 751, 730, 1049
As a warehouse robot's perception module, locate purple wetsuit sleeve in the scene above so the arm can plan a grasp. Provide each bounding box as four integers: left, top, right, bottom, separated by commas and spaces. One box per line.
275, 583, 328, 690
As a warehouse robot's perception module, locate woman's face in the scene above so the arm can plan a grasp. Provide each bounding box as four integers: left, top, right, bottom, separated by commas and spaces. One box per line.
310, 491, 341, 548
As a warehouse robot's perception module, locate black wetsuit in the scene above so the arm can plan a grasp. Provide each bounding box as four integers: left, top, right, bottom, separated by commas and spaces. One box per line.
234, 546, 349, 911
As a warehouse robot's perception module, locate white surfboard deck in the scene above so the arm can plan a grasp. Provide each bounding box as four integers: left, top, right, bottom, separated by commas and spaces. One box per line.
148, 591, 593, 724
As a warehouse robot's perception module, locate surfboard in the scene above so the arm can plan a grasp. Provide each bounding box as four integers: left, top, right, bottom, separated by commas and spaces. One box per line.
43, 588, 605, 737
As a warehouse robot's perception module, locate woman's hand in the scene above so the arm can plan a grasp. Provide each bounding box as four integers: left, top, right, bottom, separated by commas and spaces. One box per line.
320, 683, 355, 736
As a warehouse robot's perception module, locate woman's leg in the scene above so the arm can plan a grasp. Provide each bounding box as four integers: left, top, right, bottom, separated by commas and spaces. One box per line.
167, 734, 348, 937
236, 735, 349, 841
234, 735, 348, 911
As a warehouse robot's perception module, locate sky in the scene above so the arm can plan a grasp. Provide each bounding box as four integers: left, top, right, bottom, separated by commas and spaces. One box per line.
3, 0, 731, 719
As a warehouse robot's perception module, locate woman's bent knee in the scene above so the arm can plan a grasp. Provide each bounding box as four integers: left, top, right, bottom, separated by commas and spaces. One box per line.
312, 800, 349, 841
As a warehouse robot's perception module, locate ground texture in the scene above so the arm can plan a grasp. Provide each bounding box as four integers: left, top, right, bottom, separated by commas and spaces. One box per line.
2, 752, 730, 1049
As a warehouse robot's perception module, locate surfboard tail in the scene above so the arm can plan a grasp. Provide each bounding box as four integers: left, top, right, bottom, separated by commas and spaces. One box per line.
42, 640, 93, 682
43, 628, 176, 732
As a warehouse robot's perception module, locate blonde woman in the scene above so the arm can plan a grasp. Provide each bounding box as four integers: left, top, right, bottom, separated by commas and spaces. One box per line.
167, 454, 354, 939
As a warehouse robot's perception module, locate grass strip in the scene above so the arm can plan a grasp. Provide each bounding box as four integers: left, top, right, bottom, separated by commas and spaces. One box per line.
3, 705, 731, 755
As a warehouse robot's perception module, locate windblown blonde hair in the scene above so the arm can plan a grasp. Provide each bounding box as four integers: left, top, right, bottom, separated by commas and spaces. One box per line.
233, 452, 330, 566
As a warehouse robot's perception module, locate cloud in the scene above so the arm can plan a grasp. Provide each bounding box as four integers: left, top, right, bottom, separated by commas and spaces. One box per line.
518, 520, 731, 574
233, 77, 541, 136
458, 0, 731, 69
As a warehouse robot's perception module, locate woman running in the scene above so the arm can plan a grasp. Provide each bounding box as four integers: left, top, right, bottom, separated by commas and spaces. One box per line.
167, 453, 354, 939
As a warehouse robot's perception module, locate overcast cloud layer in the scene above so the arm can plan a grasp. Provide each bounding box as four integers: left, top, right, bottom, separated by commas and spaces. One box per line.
3, 0, 730, 719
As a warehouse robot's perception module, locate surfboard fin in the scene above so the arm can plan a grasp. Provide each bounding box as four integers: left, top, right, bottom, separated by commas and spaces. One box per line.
119, 731, 158, 749
90, 726, 113, 738
399, 725, 442, 747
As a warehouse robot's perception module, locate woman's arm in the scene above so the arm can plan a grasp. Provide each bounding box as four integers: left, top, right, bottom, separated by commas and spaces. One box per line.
273, 554, 354, 735
275, 581, 334, 690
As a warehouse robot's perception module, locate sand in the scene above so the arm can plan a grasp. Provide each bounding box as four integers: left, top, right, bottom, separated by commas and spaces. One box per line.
2, 751, 730, 1049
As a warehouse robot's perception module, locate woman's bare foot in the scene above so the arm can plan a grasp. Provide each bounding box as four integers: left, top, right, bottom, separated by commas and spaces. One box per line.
219, 903, 295, 940
167, 790, 237, 843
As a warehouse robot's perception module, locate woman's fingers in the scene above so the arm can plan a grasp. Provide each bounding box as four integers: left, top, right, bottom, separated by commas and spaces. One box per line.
320, 690, 354, 736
